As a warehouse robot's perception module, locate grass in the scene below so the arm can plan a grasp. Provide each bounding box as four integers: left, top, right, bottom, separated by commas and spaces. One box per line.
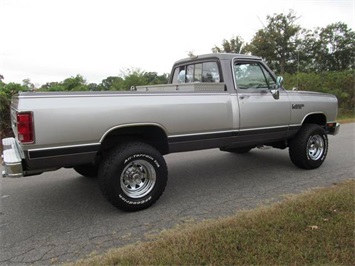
338, 117, 355, 123
69, 180, 355, 266
338, 109, 355, 123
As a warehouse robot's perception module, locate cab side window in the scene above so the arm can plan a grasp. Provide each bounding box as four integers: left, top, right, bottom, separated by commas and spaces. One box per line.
234, 62, 275, 90
172, 61, 220, 83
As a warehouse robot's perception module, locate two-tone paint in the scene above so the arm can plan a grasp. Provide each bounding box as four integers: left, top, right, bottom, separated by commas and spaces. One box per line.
2, 53, 339, 177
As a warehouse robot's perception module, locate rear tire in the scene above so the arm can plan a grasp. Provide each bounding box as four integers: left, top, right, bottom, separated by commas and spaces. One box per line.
289, 124, 328, 169
98, 142, 168, 212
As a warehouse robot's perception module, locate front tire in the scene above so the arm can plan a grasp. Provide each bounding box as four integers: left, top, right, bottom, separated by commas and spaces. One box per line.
98, 142, 168, 211
289, 124, 328, 169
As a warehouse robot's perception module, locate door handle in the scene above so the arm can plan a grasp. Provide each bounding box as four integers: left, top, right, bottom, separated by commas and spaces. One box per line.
239, 95, 249, 100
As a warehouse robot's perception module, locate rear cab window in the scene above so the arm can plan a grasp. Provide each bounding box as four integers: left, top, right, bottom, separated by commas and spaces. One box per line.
172, 61, 221, 84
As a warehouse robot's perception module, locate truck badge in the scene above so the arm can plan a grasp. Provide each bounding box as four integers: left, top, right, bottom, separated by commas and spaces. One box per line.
292, 104, 304, 109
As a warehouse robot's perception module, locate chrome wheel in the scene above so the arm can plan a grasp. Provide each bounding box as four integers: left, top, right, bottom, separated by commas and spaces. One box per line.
307, 135, 324, 160
99, 142, 168, 211
120, 160, 156, 198
289, 124, 328, 170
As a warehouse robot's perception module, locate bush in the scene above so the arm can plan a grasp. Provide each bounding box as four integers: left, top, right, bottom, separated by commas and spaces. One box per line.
0, 82, 28, 140
284, 70, 354, 113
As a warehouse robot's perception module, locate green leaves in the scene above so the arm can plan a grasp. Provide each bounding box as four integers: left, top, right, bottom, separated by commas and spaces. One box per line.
36, 70, 169, 92
310, 22, 355, 72
246, 10, 301, 75
0, 82, 28, 138
39, 75, 87, 91
214, 11, 354, 75
212, 36, 246, 54
284, 70, 354, 110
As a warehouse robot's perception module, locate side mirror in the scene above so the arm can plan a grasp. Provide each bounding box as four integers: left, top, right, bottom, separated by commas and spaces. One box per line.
270, 89, 279, 100
276, 76, 284, 88
270, 76, 283, 100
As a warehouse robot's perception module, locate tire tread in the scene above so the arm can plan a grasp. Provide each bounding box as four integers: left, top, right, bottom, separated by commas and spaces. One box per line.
289, 124, 328, 169
98, 141, 168, 211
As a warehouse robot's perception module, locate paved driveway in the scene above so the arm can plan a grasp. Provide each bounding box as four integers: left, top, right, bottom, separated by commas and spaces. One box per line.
1, 123, 354, 265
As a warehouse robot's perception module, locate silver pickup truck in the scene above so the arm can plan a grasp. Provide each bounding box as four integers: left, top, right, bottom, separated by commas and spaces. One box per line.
2, 53, 340, 211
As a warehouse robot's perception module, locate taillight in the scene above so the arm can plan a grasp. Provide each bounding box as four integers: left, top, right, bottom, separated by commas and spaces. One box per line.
17, 112, 34, 144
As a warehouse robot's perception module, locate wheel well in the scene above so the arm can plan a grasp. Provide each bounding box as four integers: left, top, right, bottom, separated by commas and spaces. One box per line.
100, 125, 169, 155
303, 114, 326, 126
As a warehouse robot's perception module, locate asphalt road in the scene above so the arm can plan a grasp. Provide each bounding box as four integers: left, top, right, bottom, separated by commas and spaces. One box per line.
1, 123, 354, 265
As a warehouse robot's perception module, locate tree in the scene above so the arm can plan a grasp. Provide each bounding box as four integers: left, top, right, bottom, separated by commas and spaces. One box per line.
309, 22, 355, 72
39, 75, 88, 91
22, 78, 35, 91
98, 76, 125, 91
40, 82, 65, 91
0, 82, 28, 139
122, 68, 147, 90
143, 72, 169, 85
87, 83, 99, 91
62, 74, 88, 91
187, 51, 197, 58
212, 36, 247, 54
245, 10, 302, 74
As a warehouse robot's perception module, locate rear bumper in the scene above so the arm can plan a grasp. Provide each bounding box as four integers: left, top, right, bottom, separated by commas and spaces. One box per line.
326, 122, 340, 136
2, 138, 24, 178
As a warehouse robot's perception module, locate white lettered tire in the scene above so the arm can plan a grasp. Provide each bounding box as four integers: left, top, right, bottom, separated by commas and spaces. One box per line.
98, 142, 168, 211
289, 124, 328, 169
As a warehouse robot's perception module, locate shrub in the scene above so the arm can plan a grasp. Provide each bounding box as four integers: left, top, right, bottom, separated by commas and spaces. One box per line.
284, 70, 354, 112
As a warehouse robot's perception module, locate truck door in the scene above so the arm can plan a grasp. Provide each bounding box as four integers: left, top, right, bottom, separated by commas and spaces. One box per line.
234, 60, 290, 142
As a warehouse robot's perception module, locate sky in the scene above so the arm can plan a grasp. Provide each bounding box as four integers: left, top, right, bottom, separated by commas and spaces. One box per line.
0, 0, 354, 86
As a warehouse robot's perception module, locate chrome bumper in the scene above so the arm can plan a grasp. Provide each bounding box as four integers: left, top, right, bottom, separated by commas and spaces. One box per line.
2, 138, 24, 178
326, 122, 340, 136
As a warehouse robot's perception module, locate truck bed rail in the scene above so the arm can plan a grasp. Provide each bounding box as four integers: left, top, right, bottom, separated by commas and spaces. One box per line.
133, 82, 226, 92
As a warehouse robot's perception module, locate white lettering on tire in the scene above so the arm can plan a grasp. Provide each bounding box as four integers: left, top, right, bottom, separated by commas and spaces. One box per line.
119, 194, 152, 205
